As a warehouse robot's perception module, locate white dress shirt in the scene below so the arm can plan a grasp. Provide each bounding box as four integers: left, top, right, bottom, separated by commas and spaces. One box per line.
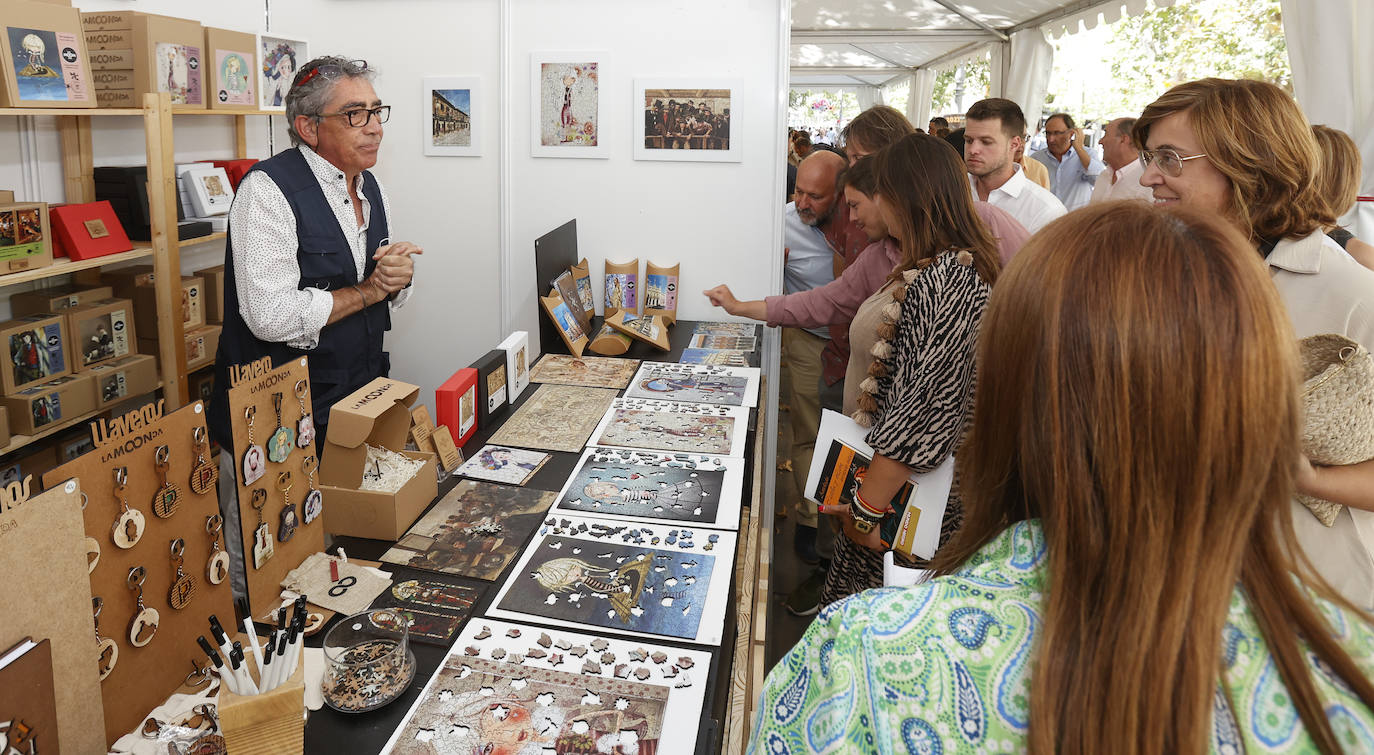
1090, 159, 1154, 204
1032, 147, 1105, 211
228, 145, 410, 350
968, 164, 1067, 235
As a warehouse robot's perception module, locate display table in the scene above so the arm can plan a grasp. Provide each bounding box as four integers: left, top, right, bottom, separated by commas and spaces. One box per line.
304, 320, 768, 754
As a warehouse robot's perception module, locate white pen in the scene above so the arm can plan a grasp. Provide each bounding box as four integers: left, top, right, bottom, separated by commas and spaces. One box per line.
242, 617, 264, 679
198, 635, 236, 695
261, 636, 276, 692
208, 616, 236, 673
275, 631, 291, 689
229, 642, 259, 696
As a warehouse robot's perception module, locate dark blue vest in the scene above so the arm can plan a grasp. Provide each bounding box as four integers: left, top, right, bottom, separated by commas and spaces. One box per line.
208, 148, 391, 448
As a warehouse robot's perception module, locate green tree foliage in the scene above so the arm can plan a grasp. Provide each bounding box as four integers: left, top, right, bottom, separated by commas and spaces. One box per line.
931, 56, 991, 118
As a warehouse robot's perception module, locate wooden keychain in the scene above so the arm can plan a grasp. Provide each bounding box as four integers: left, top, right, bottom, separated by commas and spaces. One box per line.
301, 454, 323, 525
295, 378, 315, 449
168, 538, 196, 610
276, 471, 297, 542
110, 466, 145, 549
83, 491, 100, 574
250, 488, 274, 569
267, 391, 295, 463
126, 566, 159, 647
242, 406, 266, 485
189, 426, 218, 495
206, 514, 229, 585
151, 445, 182, 519
93, 596, 118, 681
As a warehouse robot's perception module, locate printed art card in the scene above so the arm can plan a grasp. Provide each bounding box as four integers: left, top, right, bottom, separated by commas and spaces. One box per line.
383, 619, 711, 755
531, 51, 609, 159
553, 447, 745, 530
589, 397, 750, 458
454, 444, 551, 486
624, 361, 760, 407
487, 513, 736, 645
423, 75, 481, 157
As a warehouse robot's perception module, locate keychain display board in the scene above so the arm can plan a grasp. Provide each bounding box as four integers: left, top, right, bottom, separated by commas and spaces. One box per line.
226, 356, 325, 619
44, 401, 235, 748
0, 478, 106, 754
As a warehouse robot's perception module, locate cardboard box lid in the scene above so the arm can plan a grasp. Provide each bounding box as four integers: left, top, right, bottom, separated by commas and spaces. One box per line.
326, 378, 420, 450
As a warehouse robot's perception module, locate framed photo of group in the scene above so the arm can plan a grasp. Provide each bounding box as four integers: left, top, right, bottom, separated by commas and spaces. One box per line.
634, 78, 741, 163
423, 76, 481, 157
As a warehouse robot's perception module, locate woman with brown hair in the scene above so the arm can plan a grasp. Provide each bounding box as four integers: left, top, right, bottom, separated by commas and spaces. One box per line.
1134, 78, 1374, 610
1311, 124, 1374, 270
749, 202, 1374, 755
815, 132, 1001, 608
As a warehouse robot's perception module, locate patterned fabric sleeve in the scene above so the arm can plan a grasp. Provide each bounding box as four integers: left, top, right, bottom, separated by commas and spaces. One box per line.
866, 256, 990, 472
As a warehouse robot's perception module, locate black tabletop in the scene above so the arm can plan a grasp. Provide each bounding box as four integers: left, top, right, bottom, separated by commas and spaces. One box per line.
304, 319, 762, 754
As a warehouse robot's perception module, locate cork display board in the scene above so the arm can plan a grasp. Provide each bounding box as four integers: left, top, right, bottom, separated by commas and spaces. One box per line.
44, 400, 235, 748
225, 356, 324, 619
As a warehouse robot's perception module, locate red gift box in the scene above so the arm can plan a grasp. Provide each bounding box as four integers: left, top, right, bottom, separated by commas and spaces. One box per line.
436, 367, 478, 448
212, 159, 259, 191
49, 201, 133, 261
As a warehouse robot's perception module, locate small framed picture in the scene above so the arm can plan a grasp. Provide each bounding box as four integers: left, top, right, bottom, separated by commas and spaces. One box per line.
531, 52, 609, 159
185, 167, 234, 217
257, 33, 308, 112
635, 78, 741, 162
423, 76, 480, 157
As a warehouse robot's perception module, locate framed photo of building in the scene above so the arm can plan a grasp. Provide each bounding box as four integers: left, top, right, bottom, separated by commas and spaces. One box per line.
634, 78, 740, 163
423, 76, 480, 157
531, 51, 609, 159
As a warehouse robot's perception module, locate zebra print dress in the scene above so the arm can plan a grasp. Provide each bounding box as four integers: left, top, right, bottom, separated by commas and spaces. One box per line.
819, 250, 991, 607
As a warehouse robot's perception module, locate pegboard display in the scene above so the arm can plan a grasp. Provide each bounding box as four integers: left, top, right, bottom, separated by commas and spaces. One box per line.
44, 400, 236, 748
225, 356, 325, 619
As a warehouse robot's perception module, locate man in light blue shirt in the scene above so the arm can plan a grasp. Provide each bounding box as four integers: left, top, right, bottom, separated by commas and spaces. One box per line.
1031, 112, 1105, 211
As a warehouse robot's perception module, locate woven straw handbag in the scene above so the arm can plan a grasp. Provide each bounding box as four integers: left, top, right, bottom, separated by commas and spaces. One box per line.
1297, 334, 1374, 526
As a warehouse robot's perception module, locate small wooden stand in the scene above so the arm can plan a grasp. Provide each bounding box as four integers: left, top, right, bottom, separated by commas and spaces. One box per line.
219, 650, 305, 755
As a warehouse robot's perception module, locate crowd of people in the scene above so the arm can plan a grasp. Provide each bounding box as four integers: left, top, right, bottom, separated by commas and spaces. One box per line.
643, 97, 731, 150
723, 79, 1374, 752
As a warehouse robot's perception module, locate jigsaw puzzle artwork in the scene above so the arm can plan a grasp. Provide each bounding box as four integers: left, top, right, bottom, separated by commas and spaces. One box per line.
686, 333, 756, 351
369, 579, 483, 646
528, 354, 641, 390
379, 480, 555, 581
384, 619, 711, 755
691, 321, 758, 338
489, 514, 736, 644
677, 348, 750, 367
488, 383, 619, 453
553, 448, 745, 529
625, 362, 759, 407
591, 398, 749, 457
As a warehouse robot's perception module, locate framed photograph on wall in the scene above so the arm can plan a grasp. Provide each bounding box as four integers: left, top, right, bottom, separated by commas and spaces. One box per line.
530, 51, 608, 159
634, 78, 741, 162
423, 76, 480, 157
257, 33, 308, 111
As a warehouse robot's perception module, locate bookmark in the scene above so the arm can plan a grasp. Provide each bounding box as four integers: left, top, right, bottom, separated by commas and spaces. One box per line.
110, 467, 145, 549
250, 488, 274, 569
268, 392, 295, 463
295, 379, 315, 449
82, 492, 100, 574
189, 426, 218, 495
168, 538, 196, 610
126, 566, 160, 647
93, 597, 118, 681
151, 445, 182, 519
302, 454, 323, 525
206, 514, 229, 585
242, 406, 266, 485
276, 471, 297, 543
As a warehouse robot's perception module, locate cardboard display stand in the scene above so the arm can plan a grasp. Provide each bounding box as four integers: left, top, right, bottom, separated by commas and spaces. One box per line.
605, 310, 671, 350
225, 356, 325, 620
43, 400, 235, 748
0, 477, 106, 754
643, 260, 680, 323
539, 289, 589, 357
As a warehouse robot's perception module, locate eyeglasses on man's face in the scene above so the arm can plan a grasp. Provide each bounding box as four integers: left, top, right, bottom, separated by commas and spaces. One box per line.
1139, 147, 1209, 177
316, 105, 391, 128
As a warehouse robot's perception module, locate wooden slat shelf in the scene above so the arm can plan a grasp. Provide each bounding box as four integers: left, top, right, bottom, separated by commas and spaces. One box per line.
179, 231, 226, 248
0, 247, 154, 288
0, 380, 164, 457
0, 108, 277, 118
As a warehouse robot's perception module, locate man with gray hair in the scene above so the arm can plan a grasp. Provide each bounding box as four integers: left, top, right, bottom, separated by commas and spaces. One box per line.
1089, 116, 1153, 204
209, 58, 417, 592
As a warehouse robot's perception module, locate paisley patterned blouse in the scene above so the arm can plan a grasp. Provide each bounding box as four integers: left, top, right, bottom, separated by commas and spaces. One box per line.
749, 521, 1374, 754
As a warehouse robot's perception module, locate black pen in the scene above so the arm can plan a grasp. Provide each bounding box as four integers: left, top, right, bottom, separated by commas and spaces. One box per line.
197, 635, 236, 695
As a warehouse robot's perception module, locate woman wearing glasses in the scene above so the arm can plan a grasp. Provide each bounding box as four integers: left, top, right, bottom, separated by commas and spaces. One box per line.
209, 56, 419, 595
1134, 78, 1374, 610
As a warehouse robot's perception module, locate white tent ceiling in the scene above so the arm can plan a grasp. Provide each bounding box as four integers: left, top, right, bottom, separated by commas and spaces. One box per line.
789, 0, 1166, 87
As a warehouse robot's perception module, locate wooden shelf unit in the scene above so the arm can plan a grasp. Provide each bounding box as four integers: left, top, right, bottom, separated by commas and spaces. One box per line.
0, 380, 164, 457
1, 95, 269, 462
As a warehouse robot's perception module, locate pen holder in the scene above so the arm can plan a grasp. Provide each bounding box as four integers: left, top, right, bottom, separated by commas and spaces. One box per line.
219, 653, 305, 755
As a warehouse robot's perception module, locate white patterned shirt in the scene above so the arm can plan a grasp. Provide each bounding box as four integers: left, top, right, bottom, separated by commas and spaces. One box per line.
228, 144, 410, 350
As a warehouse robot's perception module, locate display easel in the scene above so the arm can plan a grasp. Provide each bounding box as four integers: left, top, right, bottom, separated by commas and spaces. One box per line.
225, 356, 325, 619
44, 400, 235, 747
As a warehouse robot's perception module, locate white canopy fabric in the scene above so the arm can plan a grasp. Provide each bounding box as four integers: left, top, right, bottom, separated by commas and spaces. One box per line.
1281, 0, 1374, 240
